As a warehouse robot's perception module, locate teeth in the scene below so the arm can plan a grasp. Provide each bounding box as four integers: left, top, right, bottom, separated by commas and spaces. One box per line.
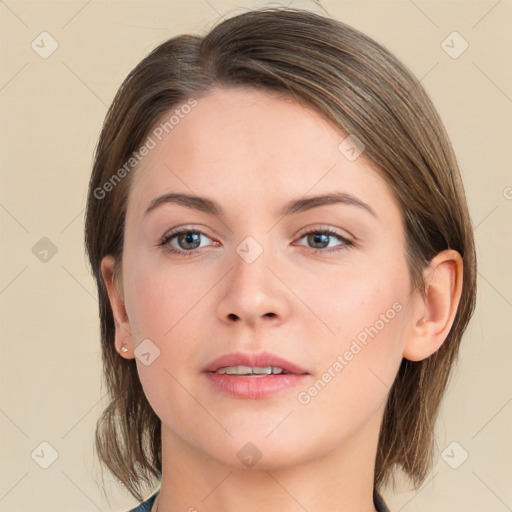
216, 366, 286, 375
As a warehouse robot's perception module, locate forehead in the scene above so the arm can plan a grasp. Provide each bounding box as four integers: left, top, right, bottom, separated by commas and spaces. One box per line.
125, 86, 400, 223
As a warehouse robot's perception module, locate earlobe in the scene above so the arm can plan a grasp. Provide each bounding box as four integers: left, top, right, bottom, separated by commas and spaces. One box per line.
403, 250, 463, 362
100, 255, 135, 359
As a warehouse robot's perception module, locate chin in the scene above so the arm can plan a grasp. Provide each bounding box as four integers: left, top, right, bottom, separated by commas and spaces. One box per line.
200, 433, 321, 471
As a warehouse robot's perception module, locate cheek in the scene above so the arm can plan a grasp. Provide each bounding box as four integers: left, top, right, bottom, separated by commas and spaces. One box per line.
304, 263, 410, 397
123, 256, 214, 397
305, 256, 410, 345
293, 295, 408, 444
123, 253, 211, 342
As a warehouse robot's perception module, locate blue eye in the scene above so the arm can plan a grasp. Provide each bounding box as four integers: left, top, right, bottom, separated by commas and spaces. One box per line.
296, 227, 354, 253
157, 227, 354, 256
158, 229, 213, 256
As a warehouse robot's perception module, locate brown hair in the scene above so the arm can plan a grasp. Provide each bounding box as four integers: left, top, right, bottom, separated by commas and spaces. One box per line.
85, 6, 477, 502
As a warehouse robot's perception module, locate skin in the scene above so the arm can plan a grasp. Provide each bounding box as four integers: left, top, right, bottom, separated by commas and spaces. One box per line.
101, 86, 463, 512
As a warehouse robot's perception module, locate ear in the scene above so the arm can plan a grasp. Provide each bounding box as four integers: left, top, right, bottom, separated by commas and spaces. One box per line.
403, 249, 463, 361
100, 255, 135, 359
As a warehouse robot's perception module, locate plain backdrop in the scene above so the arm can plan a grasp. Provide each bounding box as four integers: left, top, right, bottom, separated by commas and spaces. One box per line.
0, 1, 511, 511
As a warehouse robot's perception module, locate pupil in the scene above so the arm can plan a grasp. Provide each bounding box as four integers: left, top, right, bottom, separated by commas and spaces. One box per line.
309, 233, 328, 248
180, 232, 200, 249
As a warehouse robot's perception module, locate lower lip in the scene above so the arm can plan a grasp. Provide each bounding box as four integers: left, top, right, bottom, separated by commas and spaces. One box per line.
204, 372, 310, 399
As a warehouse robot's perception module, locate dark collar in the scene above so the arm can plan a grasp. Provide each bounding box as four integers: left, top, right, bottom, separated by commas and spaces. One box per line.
374, 490, 391, 512
134, 489, 391, 512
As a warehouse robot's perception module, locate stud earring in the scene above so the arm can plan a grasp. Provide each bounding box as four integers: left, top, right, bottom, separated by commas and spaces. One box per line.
120, 343, 129, 353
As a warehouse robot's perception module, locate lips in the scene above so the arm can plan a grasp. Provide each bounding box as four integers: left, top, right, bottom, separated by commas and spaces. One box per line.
202, 351, 310, 399
202, 351, 309, 375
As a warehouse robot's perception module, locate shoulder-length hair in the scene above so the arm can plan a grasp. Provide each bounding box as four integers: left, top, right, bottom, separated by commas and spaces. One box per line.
85, 6, 477, 502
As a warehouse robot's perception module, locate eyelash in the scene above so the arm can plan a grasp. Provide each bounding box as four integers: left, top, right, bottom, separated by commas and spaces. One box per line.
157, 226, 354, 257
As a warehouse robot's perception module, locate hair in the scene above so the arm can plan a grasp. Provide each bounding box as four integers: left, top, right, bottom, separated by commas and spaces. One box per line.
85, 6, 477, 502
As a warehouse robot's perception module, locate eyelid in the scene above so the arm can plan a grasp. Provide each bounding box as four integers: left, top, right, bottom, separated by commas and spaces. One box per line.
296, 224, 353, 240
294, 225, 355, 250
158, 224, 355, 255
157, 225, 216, 254
160, 224, 215, 241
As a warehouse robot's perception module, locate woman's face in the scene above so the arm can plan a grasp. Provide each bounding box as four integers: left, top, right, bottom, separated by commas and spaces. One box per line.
106, 86, 422, 469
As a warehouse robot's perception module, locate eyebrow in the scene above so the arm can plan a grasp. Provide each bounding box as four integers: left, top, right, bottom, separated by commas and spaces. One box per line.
143, 191, 377, 219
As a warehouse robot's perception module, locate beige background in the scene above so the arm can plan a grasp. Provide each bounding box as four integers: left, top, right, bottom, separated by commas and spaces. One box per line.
1, 0, 511, 511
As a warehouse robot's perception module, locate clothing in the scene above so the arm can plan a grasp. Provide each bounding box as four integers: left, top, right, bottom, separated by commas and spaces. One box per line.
128, 490, 391, 512
127, 491, 158, 512
374, 490, 391, 512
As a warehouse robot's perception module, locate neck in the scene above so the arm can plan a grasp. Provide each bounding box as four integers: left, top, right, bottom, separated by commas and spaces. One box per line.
156, 411, 382, 512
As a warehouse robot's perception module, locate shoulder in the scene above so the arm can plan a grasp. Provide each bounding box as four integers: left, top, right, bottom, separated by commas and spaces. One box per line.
126, 491, 159, 512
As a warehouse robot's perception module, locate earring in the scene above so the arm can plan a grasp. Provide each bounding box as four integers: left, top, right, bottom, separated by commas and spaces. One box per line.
120, 343, 129, 353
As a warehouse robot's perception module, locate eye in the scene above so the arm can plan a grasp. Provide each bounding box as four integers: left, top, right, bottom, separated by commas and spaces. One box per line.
296, 227, 354, 254
157, 226, 354, 257
157, 228, 216, 256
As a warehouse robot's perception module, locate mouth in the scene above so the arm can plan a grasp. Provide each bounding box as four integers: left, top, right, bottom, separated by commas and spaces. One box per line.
214, 365, 292, 376
203, 350, 308, 375
202, 351, 310, 399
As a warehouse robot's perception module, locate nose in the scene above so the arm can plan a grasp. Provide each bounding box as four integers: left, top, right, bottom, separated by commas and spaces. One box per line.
216, 241, 290, 328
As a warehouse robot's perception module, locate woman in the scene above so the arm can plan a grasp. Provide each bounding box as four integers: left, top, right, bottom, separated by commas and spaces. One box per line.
85, 7, 476, 512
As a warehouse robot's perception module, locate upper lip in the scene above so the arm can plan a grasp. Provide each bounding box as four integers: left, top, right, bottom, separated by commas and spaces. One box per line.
202, 351, 309, 375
